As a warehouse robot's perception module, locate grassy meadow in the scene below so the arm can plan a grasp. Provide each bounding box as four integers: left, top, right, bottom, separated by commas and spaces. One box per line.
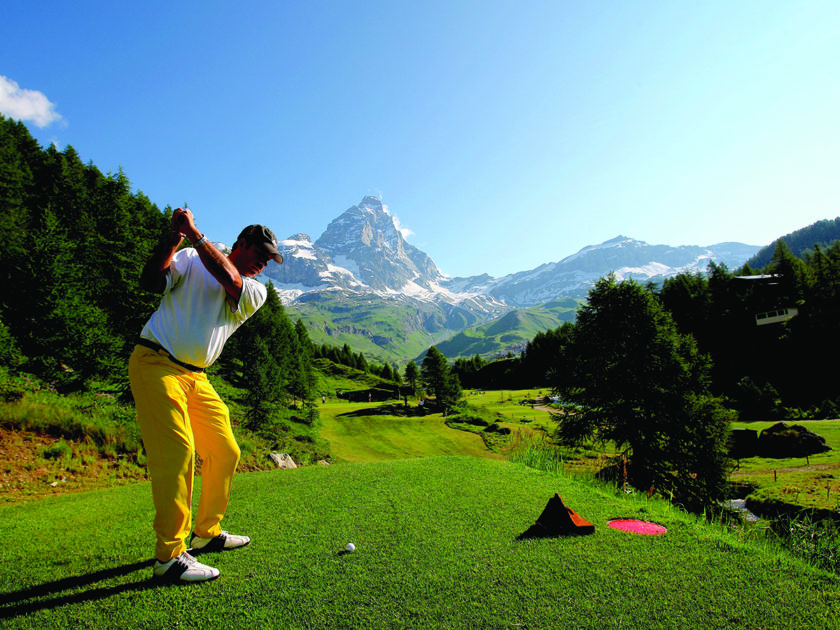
730, 419, 840, 512
2, 457, 840, 629
462, 389, 556, 430
318, 397, 499, 463
315, 389, 563, 464
454, 391, 840, 516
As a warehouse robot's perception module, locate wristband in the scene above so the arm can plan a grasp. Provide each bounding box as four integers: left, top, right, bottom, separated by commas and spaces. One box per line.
194, 235, 208, 247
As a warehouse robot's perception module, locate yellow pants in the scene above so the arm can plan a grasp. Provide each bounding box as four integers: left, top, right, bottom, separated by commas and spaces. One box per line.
129, 346, 241, 562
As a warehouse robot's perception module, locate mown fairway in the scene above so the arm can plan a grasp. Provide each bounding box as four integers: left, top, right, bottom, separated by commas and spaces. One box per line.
317, 389, 562, 464
2, 457, 839, 629
462, 389, 558, 434
318, 398, 500, 463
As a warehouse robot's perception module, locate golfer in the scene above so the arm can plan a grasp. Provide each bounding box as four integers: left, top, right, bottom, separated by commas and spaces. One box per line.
129, 207, 283, 583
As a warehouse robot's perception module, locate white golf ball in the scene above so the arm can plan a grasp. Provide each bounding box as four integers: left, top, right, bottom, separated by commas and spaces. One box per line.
345, 542, 356, 552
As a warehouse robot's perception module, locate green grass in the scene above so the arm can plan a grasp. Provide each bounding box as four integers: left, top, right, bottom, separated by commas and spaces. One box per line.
456, 390, 622, 475
313, 359, 393, 394
483, 391, 840, 515
316, 388, 563, 464
0, 367, 330, 504
0, 371, 142, 458
464, 389, 558, 434
319, 399, 498, 463
2, 457, 839, 628
731, 419, 840, 512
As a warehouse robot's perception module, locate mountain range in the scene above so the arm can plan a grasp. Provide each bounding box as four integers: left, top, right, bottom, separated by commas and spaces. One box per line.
259, 196, 760, 363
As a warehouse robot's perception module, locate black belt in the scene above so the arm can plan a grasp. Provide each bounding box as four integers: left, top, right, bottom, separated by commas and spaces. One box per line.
136, 339, 205, 373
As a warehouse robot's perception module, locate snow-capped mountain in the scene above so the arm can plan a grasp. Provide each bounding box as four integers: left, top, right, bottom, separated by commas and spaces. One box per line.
476, 236, 760, 306
314, 196, 444, 292
262, 197, 508, 317
257, 197, 760, 361
263, 199, 759, 309
262, 233, 363, 301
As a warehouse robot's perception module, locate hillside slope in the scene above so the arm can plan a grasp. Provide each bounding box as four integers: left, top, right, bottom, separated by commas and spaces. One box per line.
746, 217, 840, 269
427, 298, 579, 360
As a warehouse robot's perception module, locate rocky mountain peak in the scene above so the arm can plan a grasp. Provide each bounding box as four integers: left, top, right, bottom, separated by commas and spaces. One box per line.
285, 233, 314, 243
314, 197, 443, 292
261, 196, 759, 324
359, 195, 385, 211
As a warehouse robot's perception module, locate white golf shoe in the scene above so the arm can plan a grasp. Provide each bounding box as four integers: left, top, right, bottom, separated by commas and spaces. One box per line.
153, 551, 220, 583
190, 530, 251, 552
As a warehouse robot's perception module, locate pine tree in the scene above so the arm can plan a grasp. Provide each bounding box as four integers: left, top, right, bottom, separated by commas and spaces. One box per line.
380, 362, 394, 381
0, 116, 168, 386
554, 275, 730, 511
421, 347, 462, 410
294, 318, 319, 415
404, 361, 419, 394
230, 283, 297, 432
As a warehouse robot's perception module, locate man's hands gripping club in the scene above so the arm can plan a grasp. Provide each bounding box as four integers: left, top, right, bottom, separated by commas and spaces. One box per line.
172, 207, 202, 244
141, 207, 244, 304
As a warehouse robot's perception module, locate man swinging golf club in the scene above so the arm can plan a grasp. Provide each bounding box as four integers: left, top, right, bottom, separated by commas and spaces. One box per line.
129, 206, 283, 583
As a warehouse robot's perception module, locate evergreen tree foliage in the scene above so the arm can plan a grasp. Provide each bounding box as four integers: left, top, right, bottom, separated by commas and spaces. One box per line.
554, 275, 730, 511
421, 346, 462, 410
745, 217, 840, 270
356, 352, 369, 373
226, 285, 282, 428
222, 283, 306, 433
733, 377, 782, 420
520, 325, 573, 386
340, 344, 357, 369
659, 247, 840, 416
0, 115, 166, 386
404, 360, 419, 393
379, 362, 394, 381
0, 318, 23, 367
768, 241, 806, 299
294, 318, 319, 412
314, 342, 377, 377
451, 354, 488, 389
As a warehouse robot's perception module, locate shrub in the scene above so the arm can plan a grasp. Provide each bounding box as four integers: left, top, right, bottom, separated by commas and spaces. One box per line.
42, 439, 73, 460
0, 320, 24, 368
460, 415, 490, 427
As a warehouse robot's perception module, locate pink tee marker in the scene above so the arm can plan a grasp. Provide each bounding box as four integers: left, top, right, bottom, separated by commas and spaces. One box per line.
608, 519, 667, 535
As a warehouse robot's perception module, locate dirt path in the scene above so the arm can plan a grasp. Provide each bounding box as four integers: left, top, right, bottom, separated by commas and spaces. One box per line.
532, 404, 564, 417
732, 462, 837, 475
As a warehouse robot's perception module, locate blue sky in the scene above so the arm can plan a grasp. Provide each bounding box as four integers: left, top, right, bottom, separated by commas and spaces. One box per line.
3, 1, 838, 277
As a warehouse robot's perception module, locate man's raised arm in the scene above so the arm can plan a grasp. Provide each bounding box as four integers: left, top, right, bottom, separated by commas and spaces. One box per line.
171, 207, 244, 302
140, 228, 185, 294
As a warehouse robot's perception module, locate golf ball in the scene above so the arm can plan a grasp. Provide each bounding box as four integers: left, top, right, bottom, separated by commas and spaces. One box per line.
346, 542, 356, 552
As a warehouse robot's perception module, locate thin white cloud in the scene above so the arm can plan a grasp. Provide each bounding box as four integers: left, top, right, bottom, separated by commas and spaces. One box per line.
392, 214, 414, 240
0, 76, 62, 127
369, 194, 414, 239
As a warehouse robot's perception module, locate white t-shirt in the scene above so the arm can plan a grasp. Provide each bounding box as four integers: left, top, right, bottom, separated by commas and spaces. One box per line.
140, 248, 267, 368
